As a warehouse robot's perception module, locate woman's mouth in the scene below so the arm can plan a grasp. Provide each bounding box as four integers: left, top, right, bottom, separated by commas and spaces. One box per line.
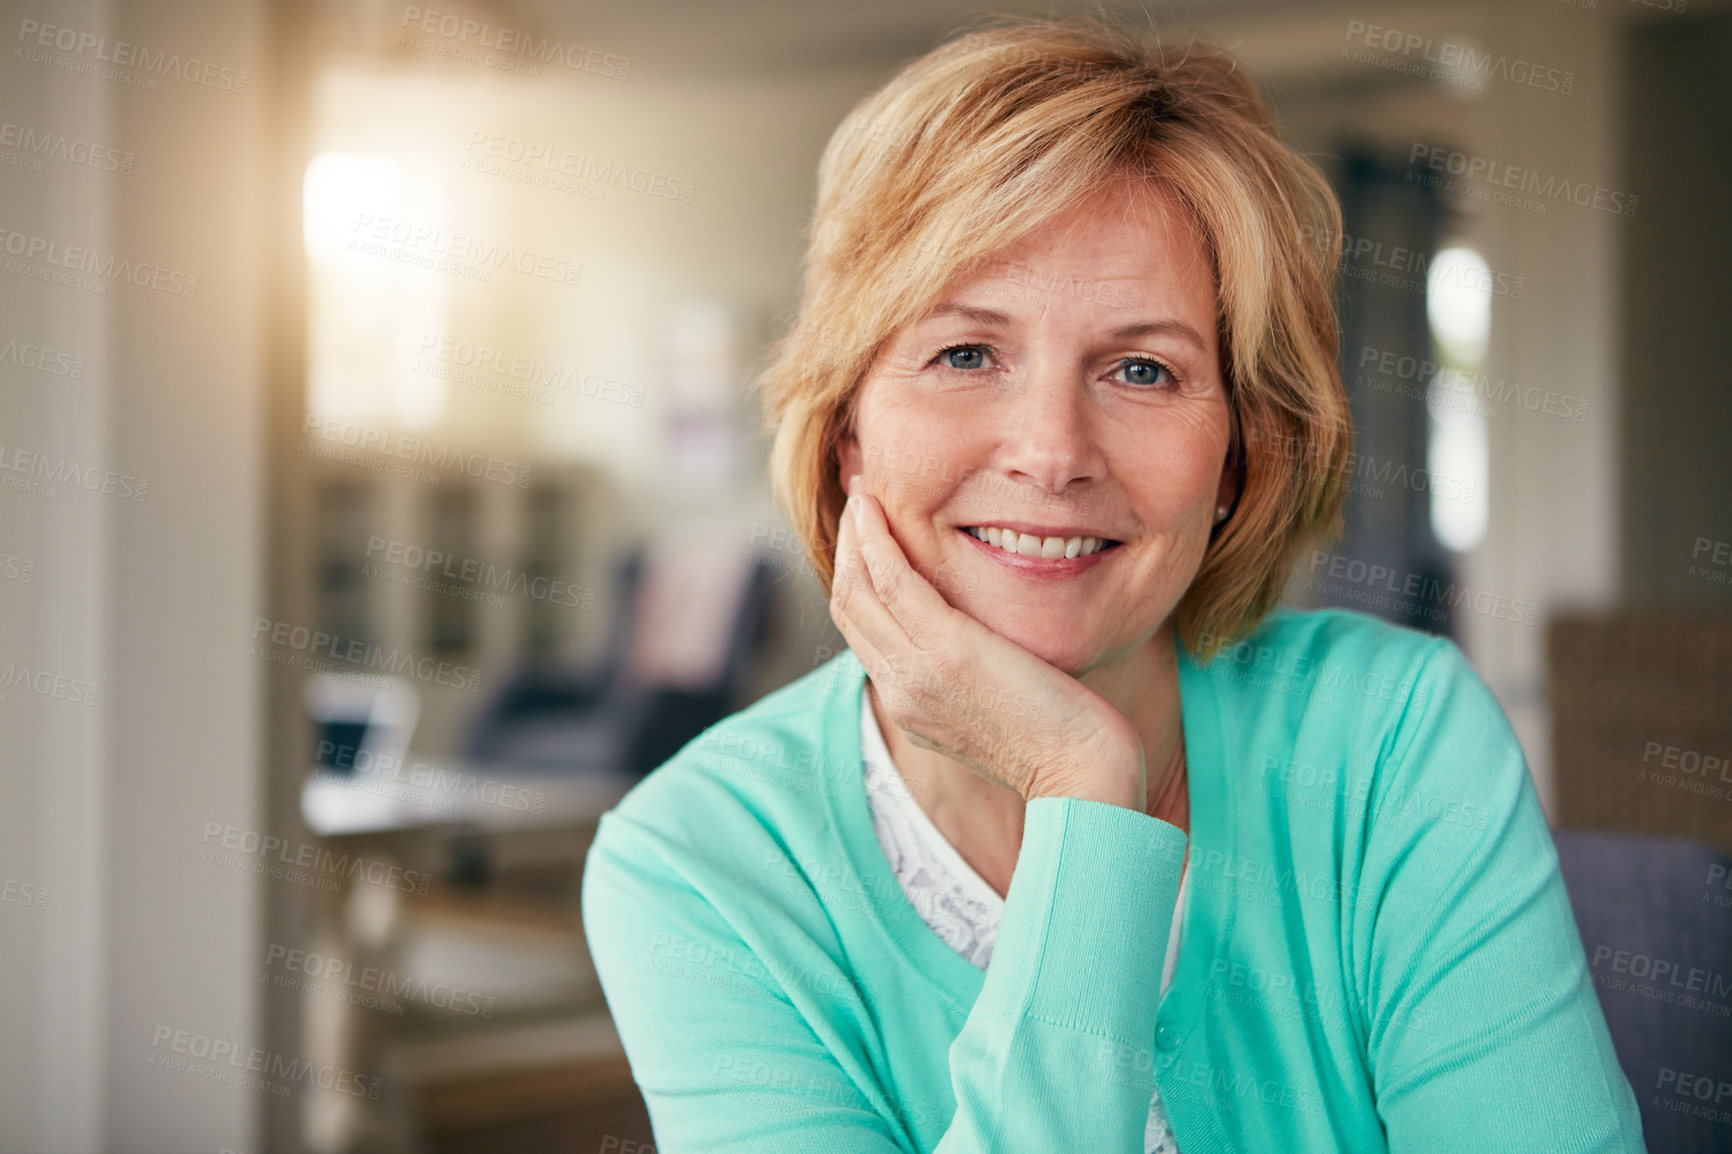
960, 524, 1120, 559
955, 525, 1122, 579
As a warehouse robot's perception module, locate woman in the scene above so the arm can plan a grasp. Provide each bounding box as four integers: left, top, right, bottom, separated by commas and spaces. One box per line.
582, 19, 1643, 1153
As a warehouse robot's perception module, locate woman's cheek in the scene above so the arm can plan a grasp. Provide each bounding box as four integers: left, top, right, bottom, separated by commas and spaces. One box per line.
866, 421, 967, 511
1112, 421, 1226, 515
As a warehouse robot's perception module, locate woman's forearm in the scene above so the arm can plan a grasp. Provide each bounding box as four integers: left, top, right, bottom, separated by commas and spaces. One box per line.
934, 796, 1187, 1151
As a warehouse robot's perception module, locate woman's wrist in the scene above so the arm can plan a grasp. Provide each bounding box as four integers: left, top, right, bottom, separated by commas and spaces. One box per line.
1022, 740, 1147, 811
1026, 778, 1143, 811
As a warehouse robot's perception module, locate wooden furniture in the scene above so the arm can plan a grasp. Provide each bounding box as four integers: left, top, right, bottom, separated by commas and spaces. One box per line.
1548, 614, 1732, 856
299, 766, 657, 1153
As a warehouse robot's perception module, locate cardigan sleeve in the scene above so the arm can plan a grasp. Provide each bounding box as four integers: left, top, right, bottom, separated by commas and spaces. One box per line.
1356, 640, 1646, 1153
582, 794, 1188, 1153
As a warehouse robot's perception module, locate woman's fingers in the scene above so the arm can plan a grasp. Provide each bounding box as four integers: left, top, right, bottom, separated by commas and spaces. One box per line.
830, 495, 920, 706
830, 600, 898, 704
832, 492, 904, 646
834, 490, 994, 753
846, 489, 958, 657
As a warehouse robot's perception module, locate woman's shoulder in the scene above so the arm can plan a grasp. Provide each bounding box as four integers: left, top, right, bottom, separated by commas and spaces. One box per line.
1201, 607, 1523, 826
590, 652, 862, 876
1190, 607, 1500, 808
1193, 605, 1456, 720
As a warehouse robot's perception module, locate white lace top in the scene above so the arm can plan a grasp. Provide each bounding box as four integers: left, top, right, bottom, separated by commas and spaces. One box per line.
860, 693, 1188, 1154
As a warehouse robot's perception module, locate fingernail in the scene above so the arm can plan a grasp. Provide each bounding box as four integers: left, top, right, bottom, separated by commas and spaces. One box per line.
848, 493, 864, 527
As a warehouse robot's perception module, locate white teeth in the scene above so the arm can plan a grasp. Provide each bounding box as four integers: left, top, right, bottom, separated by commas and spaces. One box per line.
964, 527, 1112, 558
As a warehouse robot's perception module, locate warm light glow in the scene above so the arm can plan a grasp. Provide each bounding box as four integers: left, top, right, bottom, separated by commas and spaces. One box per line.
1426, 244, 1491, 552
303, 152, 404, 264
302, 151, 449, 431
1427, 382, 1489, 552
1426, 246, 1492, 363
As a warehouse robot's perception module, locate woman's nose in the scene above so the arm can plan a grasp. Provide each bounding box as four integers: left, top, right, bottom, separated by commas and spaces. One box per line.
992, 364, 1104, 496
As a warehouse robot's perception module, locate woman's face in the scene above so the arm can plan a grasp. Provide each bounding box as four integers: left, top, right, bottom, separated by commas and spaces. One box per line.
837, 181, 1235, 677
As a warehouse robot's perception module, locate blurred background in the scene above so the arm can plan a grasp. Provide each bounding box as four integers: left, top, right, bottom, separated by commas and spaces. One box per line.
1, 0, 1728, 1151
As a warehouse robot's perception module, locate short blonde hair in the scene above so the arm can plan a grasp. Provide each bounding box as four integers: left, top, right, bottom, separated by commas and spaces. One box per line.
754, 18, 1351, 662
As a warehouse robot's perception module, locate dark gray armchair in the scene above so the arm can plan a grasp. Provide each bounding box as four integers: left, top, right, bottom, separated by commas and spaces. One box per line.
1554, 829, 1732, 1154
465, 540, 776, 777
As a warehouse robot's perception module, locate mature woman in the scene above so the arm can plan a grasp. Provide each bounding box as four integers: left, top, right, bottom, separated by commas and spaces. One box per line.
582, 19, 1643, 1153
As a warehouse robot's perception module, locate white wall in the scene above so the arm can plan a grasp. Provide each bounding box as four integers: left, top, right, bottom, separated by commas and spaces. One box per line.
0, 0, 268, 1149
0, 1, 116, 1147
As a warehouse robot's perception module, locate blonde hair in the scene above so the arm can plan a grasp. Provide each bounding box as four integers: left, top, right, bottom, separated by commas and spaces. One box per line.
753, 17, 1351, 662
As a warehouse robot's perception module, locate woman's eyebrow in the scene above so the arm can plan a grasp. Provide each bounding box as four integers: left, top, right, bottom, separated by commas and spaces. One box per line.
924, 302, 1012, 327
1107, 320, 1208, 352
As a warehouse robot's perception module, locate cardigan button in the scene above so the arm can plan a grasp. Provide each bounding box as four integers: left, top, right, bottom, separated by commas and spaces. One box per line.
1155, 1021, 1179, 1051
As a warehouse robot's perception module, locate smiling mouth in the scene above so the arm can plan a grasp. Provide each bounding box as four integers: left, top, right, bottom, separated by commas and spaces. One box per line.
960, 526, 1121, 559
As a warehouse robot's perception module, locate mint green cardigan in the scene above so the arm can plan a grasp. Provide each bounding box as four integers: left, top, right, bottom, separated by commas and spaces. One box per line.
581, 608, 1645, 1152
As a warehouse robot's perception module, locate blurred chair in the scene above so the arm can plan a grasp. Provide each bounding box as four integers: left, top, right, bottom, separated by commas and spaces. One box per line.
465, 529, 777, 776
1548, 614, 1732, 857
1553, 830, 1732, 1154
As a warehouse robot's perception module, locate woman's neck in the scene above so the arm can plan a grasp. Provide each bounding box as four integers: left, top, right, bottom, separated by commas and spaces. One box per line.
867, 627, 1188, 898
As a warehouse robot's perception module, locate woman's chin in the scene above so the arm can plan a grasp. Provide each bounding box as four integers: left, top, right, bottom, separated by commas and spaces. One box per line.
963, 610, 1098, 674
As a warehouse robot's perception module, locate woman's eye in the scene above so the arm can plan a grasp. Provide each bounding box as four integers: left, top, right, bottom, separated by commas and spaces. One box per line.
1115, 358, 1175, 388
936, 345, 989, 370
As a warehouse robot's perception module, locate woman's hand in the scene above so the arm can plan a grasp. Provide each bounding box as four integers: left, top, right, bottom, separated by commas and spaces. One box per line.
828, 478, 1147, 811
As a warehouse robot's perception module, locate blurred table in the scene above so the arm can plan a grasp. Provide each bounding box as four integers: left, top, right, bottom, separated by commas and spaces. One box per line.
294, 759, 653, 1153
301, 760, 637, 837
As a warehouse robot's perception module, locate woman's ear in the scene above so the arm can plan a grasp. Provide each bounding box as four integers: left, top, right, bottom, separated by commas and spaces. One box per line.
1215, 467, 1239, 515
837, 433, 863, 497
1215, 432, 1245, 518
